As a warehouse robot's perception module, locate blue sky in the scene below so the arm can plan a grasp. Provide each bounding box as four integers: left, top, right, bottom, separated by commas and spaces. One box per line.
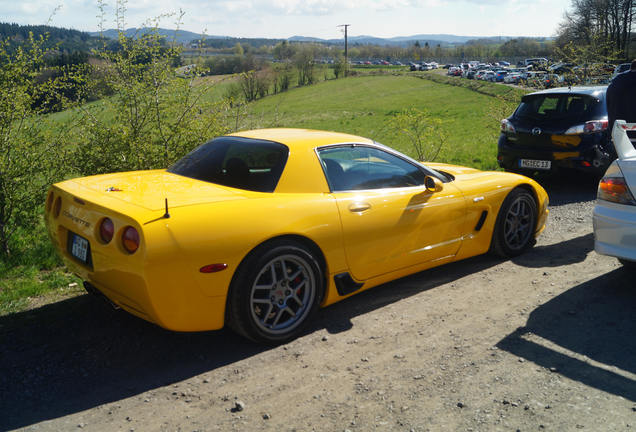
1, 0, 572, 39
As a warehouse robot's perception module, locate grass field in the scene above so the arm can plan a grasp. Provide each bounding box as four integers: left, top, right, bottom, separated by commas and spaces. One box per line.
1, 72, 526, 315
243, 73, 514, 170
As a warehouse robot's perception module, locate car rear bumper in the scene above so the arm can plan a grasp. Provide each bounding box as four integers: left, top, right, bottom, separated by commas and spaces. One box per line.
497, 135, 611, 174
593, 200, 636, 261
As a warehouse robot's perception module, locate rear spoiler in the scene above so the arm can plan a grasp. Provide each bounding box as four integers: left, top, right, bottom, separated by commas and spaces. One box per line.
613, 120, 636, 161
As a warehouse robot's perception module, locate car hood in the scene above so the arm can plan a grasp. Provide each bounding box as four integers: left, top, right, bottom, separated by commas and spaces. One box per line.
60, 169, 251, 211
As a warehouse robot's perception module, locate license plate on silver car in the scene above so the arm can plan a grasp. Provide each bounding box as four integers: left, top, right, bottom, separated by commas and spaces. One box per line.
519, 159, 551, 170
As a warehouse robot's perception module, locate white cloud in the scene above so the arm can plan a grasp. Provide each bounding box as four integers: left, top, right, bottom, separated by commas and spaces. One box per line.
0, 0, 571, 38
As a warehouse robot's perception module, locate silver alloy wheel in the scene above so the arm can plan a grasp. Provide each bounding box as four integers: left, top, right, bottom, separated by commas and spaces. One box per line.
503, 195, 534, 251
249, 254, 316, 335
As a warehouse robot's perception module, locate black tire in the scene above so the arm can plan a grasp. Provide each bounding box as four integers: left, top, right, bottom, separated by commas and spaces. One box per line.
227, 240, 324, 344
491, 188, 538, 258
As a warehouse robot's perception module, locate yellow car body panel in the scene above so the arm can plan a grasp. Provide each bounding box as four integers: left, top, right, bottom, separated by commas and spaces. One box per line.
45, 129, 549, 333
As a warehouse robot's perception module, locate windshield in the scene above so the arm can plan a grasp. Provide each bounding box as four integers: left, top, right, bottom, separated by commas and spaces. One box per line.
168, 137, 289, 192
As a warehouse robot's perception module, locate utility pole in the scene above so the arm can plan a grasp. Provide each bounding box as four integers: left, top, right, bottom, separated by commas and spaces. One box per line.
338, 24, 350, 76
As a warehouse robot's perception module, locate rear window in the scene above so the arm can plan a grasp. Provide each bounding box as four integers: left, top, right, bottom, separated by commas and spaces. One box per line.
515, 94, 604, 122
168, 137, 289, 192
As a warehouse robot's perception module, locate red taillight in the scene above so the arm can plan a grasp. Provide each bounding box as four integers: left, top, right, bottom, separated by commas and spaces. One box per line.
584, 120, 608, 133
99, 218, 114, 244
46, 191, 54, 213
53, 196, 62, 218
122, 226, 140, 253
566, 120, 607, 135
501, 119, 516, 134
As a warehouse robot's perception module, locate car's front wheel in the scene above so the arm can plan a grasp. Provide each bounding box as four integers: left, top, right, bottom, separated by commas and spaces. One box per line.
228, 240, 324, 344
491, 188, 538, 258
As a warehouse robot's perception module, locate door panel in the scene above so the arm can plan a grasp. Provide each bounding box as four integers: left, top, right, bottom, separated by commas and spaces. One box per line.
334, 183, 466, 281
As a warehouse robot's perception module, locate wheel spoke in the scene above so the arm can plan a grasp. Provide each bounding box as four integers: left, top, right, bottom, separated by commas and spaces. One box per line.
271, 307, 286, 327
280, 259, 289, 280
290, 293, 304, 307
287, 268, 302, 282
269, 263, 278, 284
253, 298, 270, 305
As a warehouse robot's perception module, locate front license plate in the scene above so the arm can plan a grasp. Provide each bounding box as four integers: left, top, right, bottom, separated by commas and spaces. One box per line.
69, 232, 91, 265
519, 159, 551, 170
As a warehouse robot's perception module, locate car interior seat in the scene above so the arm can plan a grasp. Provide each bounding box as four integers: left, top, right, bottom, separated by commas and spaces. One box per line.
323, 158, 346, 191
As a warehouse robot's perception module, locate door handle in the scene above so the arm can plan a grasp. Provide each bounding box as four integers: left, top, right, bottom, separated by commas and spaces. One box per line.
348, 202, 371, 212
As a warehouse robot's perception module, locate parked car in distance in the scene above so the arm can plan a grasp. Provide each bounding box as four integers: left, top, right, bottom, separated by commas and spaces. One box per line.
504, 73, 523, 84
613, 63, 631, 76
46, 128, 549, 344
498, 86, 615, 176
494, 70, 509, 82
544, 74, 564, 88
593, 121, 636, 267
482, 71, 496, 82
474, 70, 487, 80
525, 57, 548, 67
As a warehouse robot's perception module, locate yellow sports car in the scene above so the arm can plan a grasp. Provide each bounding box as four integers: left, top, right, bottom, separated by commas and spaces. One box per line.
45, 128, 548, 343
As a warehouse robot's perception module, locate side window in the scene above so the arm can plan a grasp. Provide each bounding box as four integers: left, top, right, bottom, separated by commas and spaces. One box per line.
318, 146, 426, 192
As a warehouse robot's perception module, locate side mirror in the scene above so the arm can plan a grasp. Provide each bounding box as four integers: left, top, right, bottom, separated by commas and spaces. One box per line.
425, 176, 442, 192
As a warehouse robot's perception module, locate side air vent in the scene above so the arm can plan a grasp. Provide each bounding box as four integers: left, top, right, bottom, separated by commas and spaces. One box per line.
474, 211, 488, 231
334, 273, 364, 296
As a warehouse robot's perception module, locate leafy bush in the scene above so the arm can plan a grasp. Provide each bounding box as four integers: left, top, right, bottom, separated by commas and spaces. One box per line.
0, 33, 79, 257
389, 108, 446, 162
72, 28, 231, 175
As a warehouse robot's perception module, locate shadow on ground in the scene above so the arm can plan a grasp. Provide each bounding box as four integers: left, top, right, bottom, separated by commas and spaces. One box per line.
497, 268, 636, 402
513, 233, 594, 268
529, 170, 599, 206
0, 170, 606, 429
0, 253, 503, 430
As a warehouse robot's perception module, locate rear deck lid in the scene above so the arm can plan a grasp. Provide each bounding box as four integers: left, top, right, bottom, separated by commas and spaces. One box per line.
63, 169, 248, 211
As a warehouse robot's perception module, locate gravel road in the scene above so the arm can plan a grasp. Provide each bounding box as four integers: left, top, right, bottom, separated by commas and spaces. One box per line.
2, 173, 635, 432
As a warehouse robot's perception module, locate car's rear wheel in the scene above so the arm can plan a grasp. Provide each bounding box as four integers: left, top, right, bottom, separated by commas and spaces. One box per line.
491, 188, 538, 258
228, 240, 324, 344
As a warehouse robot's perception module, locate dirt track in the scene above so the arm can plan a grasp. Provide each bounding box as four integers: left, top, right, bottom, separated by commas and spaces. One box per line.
2, 173, 635, 432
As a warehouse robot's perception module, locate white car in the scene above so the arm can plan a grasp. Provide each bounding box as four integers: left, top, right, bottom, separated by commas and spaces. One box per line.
593, 120, 636, 267
504, 72, 522, 84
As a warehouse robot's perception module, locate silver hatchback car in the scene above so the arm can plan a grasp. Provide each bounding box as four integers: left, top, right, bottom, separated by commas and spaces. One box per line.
593, 120, 636, 266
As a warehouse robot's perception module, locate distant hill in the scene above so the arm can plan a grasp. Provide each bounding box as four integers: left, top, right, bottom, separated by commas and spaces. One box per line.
95, 28, 544, 47
2, 22, 550, 52
88, 27, 226, 45
290, 34, 524, 47
0, 22, 99, 52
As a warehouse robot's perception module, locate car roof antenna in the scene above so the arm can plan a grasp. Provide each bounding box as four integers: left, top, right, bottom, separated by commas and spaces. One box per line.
163, 198, 170, 219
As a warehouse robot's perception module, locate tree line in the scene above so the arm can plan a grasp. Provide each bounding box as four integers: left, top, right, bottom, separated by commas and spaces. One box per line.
556, 0, 634, 61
